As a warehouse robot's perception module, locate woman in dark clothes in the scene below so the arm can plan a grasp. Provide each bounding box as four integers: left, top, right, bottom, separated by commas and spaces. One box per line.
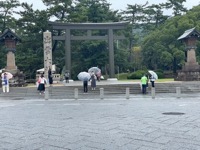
48, 68, 53, 85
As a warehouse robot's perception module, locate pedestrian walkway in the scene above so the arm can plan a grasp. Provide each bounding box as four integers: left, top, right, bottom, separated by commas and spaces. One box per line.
0, 96, 200, 149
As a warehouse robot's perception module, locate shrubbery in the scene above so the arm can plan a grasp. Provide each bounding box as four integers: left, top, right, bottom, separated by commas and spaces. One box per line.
116, 73, 129, 80
127, 70, 147, 79
126, 70, 164, 79
116, 69, 165, 80
155, 71, 164, 79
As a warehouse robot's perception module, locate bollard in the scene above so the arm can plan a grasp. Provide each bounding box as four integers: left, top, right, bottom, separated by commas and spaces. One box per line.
126, 87, 130, 99
151, 87, 155, 99
176, 87, 181, 99
45, 87, 49, 100
74, 88, 78, 100
100, 88, 104, 100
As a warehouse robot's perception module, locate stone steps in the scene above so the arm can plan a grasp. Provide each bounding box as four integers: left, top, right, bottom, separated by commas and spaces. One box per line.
1, 82, 200, 99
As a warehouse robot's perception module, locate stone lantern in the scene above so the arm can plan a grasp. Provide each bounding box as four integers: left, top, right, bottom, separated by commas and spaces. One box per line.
0, 28, 20, 73
176, 27, 200, 81
0, 28, 26, 86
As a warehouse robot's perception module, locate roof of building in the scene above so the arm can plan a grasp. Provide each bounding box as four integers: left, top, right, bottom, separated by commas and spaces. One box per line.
0, 28, 21, 42
177, 27, 200, 40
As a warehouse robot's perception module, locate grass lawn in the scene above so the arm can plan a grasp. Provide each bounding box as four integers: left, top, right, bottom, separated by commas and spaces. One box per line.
119, 78, 175, 82
155, 78, 175, 82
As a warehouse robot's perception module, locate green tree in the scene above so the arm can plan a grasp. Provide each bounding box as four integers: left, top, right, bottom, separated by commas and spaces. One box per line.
42, 0, 73, 22
160, 51, 173, 69
142, 5, 200, 73
120, 2, 149, 65
162, 0, 187, 16
144, 4, 169, 28
15, 2, 50, 79
0, 0, 20, 32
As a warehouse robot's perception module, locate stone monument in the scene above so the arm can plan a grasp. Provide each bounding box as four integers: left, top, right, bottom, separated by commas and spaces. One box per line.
176, 27, 200, 81
43, 30, 52, 100
0, 28, 26, 86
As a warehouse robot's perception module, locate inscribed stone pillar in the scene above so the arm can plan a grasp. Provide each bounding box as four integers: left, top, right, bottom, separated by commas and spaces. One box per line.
43, 31, 52, 100
43, 31, 52, 77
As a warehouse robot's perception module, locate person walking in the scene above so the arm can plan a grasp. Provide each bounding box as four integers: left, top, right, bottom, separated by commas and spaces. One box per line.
141, 74, 148, 94
83, 78, 88, 93
90, 72, 96, 90
2, 73, 9, 93
150, 75, 155, 87
48, 68, 53, 85
37, 74, 47, 95
64, 71, 70, 83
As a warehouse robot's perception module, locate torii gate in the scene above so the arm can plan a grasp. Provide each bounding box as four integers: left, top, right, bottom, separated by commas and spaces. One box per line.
48, 21, 128, 79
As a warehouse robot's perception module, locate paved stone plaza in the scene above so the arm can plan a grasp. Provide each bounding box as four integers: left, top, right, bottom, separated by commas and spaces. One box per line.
0, 95, 200, 150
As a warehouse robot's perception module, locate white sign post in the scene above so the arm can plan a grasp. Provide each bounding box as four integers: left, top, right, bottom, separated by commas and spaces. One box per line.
43, 31, 52, 100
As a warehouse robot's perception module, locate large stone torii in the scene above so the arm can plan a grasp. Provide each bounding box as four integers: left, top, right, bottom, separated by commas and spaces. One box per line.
48, 21, 128, 79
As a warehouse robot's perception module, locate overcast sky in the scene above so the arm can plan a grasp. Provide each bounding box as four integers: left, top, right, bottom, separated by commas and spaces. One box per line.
108, 0, 200, 11
17, 0, 200, 11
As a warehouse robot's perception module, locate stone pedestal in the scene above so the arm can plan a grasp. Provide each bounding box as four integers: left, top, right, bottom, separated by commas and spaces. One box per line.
5, 69, 27, 87
187, 49, 196, 64
176, 70, 200, 81
6, 51, 17, 70
4, 51, 26, 86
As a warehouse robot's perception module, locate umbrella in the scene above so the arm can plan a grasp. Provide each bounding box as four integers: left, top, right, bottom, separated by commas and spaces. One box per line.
148, 70, 158, 80
77, 72, 91, 81
1, 72, 13, 79
88, 67, 101, 75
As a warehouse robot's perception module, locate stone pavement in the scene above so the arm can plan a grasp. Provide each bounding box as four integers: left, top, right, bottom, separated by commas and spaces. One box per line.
0, 94, 200, 150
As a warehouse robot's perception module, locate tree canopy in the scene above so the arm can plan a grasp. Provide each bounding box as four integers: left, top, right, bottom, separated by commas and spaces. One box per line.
0, 0, 200, 79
